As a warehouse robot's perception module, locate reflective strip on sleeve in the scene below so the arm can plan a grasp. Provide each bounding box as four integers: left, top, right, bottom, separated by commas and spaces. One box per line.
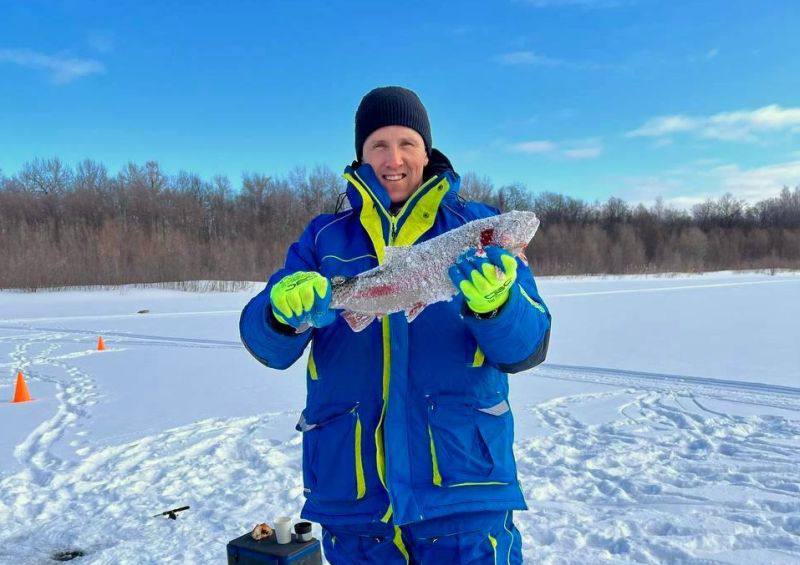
519, 285, 546, 313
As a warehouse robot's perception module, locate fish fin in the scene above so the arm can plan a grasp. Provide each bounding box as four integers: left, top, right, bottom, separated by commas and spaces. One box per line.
516, 249, 529, 266
383, 245, 412, 263
295, 322, 310, 334
342, 311, 376, 332
405, 302, 426, 323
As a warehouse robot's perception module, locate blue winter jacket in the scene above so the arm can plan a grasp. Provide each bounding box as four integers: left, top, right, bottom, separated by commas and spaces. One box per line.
240, 153, 551, 527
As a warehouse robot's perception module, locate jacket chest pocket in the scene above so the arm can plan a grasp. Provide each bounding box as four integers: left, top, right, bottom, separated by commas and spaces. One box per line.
298, 404, 366, 502
426, 396, 516, 487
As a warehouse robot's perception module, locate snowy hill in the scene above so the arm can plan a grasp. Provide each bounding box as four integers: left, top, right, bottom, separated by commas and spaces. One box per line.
1, 272, 798, 563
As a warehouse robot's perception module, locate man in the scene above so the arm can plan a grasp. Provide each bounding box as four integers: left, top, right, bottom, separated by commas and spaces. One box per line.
240, 86, 551, 564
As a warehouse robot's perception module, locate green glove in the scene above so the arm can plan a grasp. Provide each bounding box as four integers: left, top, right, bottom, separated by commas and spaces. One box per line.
269, 271, 335, 329
448, 246, 518, 314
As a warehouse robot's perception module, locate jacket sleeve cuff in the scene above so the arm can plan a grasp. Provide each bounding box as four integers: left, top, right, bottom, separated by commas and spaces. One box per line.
461, 283, 551, 372
239, 286, 311, 369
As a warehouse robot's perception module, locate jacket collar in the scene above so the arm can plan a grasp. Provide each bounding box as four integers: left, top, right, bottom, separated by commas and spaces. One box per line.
343, 148, 461, 215
342, 150, 462, 260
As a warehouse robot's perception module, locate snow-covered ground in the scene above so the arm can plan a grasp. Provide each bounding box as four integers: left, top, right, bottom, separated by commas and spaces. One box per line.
0, 271, 798, 564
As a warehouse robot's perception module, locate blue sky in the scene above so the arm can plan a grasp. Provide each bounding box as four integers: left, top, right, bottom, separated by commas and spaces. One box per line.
1, 0, 799, 206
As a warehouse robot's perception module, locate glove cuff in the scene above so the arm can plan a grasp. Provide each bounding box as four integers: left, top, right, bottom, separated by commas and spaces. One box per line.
266, 305, 303, 335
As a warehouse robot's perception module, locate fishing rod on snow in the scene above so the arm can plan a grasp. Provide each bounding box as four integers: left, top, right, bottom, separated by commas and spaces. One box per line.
152, 505, 190, 520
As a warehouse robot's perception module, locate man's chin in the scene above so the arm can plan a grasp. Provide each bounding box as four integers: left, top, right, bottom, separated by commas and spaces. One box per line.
388, 189, 411, 204
383, 184, 411, 203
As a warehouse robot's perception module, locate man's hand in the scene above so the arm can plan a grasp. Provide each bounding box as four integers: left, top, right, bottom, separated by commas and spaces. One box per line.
448, 246, 518, 315
269, 271, 335, 329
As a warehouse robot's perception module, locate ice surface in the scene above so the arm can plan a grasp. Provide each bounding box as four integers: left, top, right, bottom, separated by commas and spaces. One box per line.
0, 271, 798, 563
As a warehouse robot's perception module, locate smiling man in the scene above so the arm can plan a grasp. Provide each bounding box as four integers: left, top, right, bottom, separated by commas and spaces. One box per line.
240, 86, 551, 564
362, 124, 428, 205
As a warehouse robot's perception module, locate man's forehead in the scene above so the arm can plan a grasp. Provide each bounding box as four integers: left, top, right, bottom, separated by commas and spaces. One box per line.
366, 125, 424, 144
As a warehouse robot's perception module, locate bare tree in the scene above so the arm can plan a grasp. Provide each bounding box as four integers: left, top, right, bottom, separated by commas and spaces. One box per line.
1, 159, 799, 289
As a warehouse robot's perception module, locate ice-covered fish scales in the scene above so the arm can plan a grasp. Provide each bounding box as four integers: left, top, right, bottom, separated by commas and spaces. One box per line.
331, 210, 540, 331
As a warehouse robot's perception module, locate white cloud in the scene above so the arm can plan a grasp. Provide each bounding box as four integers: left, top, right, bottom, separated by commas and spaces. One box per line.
510, 138, 603, 159
627, 105, 800, 142
494, 51, 563, 67
690, 157, 725, 167
716, 159, 800, 201
651, 137, 674, 148
563, 147, 603, 159
619, 175, 686, 204
511, 140, 557, 154
0, 48, 105, 83
660, 195, 710, 209
619, 158, 800, 207
494, 50, 617, 71
627, 115, 698, 137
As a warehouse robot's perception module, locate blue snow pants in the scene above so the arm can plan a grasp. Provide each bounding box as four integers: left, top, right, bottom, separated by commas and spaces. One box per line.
321, 511, 522, 564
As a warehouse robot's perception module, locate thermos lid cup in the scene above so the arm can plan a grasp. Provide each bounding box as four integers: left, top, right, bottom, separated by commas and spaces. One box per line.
294, 521, 313, 542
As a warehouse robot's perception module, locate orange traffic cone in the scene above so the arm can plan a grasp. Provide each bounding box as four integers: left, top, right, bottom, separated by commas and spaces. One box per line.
12, 371, 32, 403
97, 336, 106, 351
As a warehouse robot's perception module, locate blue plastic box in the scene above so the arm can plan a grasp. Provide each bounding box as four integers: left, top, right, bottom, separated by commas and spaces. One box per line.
226, 532, 322, 565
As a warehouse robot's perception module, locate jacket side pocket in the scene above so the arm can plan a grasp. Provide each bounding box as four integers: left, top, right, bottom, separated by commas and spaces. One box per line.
297, 404, 366, 502
427, 396, 516, 487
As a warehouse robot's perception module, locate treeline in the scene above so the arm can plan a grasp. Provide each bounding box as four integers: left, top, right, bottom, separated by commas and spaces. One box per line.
0, 158, 798, 289
459, 175, 800, 275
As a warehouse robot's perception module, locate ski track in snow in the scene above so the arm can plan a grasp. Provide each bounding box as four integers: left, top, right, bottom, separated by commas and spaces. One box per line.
547, 277, 800, 298
0, 326, 307, 564
1, 326, 799, 563
538, 364, 800, 411
515, 387, 800, 563
0, 324, 242, 353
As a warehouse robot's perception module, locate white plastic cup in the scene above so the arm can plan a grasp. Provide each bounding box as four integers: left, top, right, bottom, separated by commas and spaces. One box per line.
274, 516, 292, 544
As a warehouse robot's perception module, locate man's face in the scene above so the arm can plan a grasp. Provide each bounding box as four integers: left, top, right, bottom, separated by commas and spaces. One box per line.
362, 126, 429, 204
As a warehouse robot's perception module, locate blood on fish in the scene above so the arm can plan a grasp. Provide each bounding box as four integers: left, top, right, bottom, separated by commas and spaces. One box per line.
360, 284, 397, 298
480, 228, 494, 247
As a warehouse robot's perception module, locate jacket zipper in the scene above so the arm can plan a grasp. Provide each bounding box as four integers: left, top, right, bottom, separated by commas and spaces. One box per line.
347, 169, 440, 523
351, 170, 440, 242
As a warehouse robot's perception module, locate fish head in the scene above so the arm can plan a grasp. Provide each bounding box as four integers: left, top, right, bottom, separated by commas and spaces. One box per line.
480, 210, 540, 255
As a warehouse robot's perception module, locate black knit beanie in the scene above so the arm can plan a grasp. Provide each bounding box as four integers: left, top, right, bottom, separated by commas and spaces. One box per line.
355, 86, 432, 161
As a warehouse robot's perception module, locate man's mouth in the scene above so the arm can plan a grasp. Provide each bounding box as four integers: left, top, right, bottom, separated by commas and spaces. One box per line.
382, 173, 406, 182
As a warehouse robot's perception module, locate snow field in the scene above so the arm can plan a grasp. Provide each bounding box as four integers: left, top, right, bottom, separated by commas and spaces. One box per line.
0, 272, 798, 563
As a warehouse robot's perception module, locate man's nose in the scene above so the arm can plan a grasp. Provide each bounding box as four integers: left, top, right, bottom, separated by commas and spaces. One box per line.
385, 146, 403, 168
